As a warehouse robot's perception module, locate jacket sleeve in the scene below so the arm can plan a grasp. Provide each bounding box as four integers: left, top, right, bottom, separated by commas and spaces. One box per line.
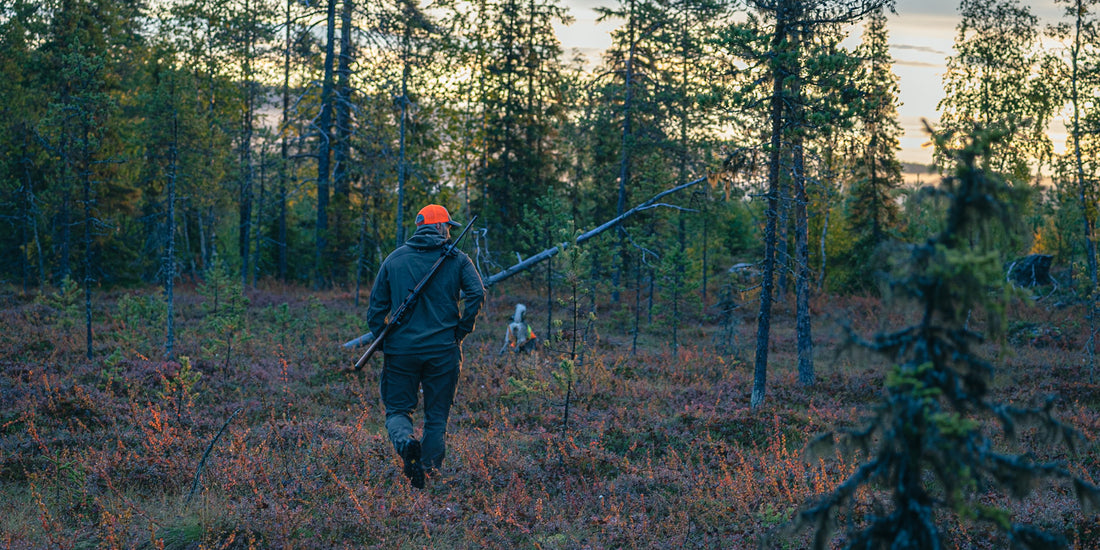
366, 263, 391, 337
455, 254, 485, 341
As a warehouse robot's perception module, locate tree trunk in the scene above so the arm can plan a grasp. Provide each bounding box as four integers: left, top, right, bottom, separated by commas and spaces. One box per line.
238, 0, 255, 286
59, 130, 73, 283
19, 174, 29, 293
197, 205, 207, 272
752, 7, 787, 410
546, 226, 554, 350
19, 133, 38, 292
819, 203, 829, 288
22, 128, 45, 290
333, 0, 354, 280
278, 0, 293, 281
792, 111, 813, 385
166, 110, 178, 359
181, 203, 195, 280
1072, 0, 1099, 291
702, 186, 709, 314
252, 142, 267, 287
315, 0, 337, 288
81, 125, 93, 360
334, 0, 353, 201
791, 32, 813, 387
354, 203, 368, 308
396, 8, 411, 247
776, 172, 790, 300
672, 15, 690, 352
633, 253, 642, 355
238, 98, 253, 286
614, 0, 637, 304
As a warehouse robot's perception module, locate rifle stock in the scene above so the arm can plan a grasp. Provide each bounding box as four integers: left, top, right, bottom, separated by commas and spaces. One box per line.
353, 324, 391, 370
350, 215, 478, 372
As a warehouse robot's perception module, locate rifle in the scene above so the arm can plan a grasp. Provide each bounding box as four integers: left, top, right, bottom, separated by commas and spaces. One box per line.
351, 215, 478, 372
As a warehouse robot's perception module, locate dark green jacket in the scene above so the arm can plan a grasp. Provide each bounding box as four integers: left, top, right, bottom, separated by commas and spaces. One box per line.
366, 225, 485, 354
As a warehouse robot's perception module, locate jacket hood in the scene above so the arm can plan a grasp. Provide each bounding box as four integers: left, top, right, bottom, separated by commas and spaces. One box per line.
405, 225, 449, 251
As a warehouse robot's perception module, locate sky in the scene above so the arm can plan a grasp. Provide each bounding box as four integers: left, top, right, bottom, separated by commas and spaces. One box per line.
553, 0, 1065, 165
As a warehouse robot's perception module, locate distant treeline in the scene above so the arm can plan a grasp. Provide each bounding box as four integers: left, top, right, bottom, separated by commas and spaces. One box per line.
0, 0, 1096, 300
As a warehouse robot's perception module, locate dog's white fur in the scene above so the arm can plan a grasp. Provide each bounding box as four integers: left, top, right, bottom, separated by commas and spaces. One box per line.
499, 304, 535, 355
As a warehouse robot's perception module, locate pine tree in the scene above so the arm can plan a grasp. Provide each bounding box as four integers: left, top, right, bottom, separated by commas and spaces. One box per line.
225, 0, 277, 286
37, 0, 148, 356
657, 0, 729, 347
592, 0, 679, 307
728, 0, 886, 406
314, 0, 337, 288
329, 0, 357, 283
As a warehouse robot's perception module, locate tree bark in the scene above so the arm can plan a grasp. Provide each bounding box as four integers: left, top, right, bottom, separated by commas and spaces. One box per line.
81, 122, 93, 360
334, 0, 353, 201
332, 0, 354, 280
252, 142, 267, 287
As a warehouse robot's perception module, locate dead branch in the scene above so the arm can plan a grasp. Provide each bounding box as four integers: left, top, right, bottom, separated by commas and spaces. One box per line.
185, 408, 242, 506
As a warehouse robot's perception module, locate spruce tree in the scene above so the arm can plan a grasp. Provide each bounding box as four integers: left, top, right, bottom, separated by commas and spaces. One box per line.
0, 0, 48, 291
798, 124, 1100, 549
845, 6, 902, 291
473, 0, 570, 255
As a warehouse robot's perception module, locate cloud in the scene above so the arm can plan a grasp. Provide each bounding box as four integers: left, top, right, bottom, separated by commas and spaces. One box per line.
891, 44, 948, 56
894, 59, 943, 68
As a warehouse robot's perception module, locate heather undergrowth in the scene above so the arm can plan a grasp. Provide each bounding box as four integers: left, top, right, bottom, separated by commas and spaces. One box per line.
1, 281, 1097, 549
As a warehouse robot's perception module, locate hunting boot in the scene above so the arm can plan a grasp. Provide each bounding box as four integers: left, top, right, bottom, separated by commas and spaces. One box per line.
401, 438, 425, 489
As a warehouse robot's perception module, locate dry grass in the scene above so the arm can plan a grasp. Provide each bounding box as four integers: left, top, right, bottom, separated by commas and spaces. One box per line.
1, 280, 1097, 549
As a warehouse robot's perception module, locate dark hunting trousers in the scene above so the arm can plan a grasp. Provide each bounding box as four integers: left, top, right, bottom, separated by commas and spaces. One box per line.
380, 346, 461, 470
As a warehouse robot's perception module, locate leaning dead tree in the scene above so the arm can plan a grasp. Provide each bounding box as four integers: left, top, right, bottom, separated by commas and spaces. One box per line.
481, 176, 707, 288
343, 175, 710, 349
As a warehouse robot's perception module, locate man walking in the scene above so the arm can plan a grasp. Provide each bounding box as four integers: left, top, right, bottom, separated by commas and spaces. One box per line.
367, 204, 485, 489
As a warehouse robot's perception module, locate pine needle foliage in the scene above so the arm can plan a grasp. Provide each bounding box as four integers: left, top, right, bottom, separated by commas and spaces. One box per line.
797, 124, 1100, 549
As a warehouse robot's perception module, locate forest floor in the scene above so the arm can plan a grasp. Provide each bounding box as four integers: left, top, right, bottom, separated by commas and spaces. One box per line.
1, 279, 1098, 549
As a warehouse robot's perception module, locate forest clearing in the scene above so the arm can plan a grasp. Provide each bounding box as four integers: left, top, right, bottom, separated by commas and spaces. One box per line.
5, 0, 1100, 546
1, 272, 1099, 549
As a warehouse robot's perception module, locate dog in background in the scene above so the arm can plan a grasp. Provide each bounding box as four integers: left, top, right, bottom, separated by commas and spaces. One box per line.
499, 303, 538, 355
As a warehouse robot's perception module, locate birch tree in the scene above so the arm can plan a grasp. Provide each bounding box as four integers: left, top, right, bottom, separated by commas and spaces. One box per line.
1051, 0, 1100, 292
938, 0, 1057, 182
